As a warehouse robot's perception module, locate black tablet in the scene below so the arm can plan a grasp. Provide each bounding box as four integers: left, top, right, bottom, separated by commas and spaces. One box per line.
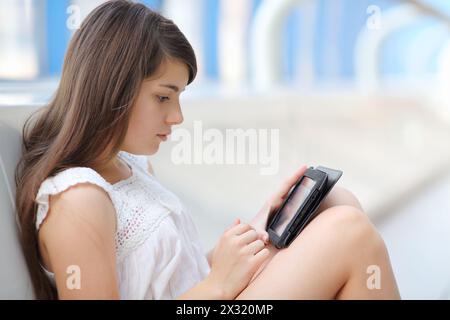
267, 166, 343, 248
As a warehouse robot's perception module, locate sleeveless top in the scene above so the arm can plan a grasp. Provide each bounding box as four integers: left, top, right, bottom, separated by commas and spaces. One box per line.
35, 151, 211, 299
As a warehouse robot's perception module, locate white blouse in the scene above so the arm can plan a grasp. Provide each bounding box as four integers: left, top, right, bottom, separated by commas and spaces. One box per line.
35, 151, 211, 299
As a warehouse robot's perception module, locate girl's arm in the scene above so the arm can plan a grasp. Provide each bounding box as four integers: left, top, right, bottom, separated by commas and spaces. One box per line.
39, 183, 120, 299
179, 221, 271, 300
176, 275, 227, 299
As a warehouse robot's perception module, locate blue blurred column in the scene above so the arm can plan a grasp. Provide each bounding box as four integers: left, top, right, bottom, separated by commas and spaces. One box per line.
46, 0, 71, 76
204, 0, 220, 81
282, 7, 301, 83
141, 0, 163, 11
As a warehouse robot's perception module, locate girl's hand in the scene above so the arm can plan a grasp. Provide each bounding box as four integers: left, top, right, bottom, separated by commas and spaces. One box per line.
249, 165, 308, 237
207, 218, 271, 299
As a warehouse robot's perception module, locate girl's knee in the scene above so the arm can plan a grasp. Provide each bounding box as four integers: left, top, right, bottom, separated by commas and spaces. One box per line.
306, 205, 386, 254
320, 186, 363, 211
336, 186, 363, 210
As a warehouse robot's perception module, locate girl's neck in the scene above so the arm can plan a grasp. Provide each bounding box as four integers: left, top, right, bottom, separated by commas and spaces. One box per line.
94, 154, 132, 185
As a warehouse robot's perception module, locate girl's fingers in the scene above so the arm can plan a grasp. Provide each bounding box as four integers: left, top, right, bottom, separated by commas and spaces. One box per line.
261, 231, 269, 244
252, 247, 270, 265
226, 218, 269, 244
239, 229, 259, 245
255, 230, 269, 244
246, 239, 266, 255
228, 223, 253, 236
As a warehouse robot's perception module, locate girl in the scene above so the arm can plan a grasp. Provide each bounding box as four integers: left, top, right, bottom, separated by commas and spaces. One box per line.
15, 0, 400, 299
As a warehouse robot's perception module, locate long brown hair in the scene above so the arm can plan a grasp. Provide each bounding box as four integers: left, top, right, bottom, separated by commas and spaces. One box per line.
14, 0, 197, 299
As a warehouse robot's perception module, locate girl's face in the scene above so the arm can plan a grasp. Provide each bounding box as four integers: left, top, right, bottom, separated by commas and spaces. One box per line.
122, 58, 189, 155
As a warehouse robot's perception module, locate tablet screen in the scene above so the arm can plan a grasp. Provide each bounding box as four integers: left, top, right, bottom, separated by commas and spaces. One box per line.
273, 177, 316, 236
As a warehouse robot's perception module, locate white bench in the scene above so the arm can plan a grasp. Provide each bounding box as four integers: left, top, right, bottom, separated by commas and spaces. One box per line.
0, 105, 38, 299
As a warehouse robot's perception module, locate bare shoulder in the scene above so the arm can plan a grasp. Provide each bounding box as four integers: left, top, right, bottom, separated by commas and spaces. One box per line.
40, 182, 116, 241
39, 182, 119, 299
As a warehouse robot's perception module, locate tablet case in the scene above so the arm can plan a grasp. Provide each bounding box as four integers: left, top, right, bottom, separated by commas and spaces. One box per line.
283, 166, 343, 247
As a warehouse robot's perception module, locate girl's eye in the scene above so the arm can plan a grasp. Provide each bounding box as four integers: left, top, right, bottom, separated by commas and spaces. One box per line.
157, 95, 170, 103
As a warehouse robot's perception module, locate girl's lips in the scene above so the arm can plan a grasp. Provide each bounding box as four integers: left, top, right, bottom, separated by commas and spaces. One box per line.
157, 134, 168, 141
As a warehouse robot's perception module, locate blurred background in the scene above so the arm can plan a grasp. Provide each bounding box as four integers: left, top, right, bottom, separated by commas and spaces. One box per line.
1, 0, 450, 299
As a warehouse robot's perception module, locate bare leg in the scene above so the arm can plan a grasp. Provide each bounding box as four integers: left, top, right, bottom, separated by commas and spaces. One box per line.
247, 186, 364, 283
317, 185, 364, 212
237, 205, 400, 299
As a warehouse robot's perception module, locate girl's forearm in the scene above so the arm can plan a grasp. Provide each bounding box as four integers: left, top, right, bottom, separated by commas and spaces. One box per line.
176, 274, 229, 300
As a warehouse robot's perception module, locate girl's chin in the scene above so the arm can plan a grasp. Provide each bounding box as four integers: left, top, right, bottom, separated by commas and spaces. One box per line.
121, 141, 159, 155
148, 141, 161, 154
133, 144, 159, 156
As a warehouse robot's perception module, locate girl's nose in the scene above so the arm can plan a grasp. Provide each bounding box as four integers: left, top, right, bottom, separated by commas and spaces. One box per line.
167, 103, 184, 125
